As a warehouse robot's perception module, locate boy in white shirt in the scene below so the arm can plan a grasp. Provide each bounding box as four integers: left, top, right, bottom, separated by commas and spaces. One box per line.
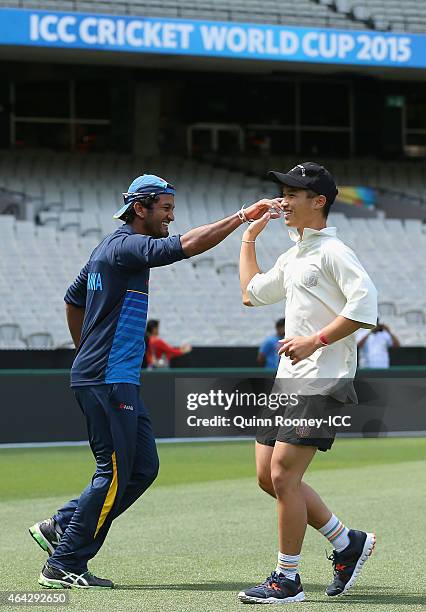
238, 162, 378, 603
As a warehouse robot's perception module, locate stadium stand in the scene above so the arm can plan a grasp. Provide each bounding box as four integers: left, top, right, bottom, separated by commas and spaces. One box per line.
0, 151, 426, 349
2, 0, 426, 32
0, 0, 367, 29
210, 156, 426, 203
327, 0, 426, 33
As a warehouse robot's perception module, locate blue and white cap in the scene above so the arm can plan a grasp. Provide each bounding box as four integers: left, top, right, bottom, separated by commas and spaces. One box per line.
113, 174, 176, 219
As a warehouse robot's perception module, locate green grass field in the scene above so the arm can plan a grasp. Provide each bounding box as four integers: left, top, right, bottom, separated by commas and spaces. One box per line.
1, 438, 425, 611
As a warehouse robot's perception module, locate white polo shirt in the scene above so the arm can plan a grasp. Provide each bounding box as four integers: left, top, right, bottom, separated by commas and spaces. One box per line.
247, 227, 378, 381
356, 329, 393, 368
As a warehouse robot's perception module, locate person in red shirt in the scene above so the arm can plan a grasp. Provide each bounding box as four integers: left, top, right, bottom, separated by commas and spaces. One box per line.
145, 319, 191, 368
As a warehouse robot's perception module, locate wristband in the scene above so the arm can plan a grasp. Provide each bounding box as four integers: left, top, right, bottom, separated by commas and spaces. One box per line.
237, 205, 253, 224
242, 239, 256, 243
318, 332, 330, 346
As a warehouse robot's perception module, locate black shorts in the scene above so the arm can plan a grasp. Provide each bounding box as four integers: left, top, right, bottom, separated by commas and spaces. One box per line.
257, 436, 335, 452
255, 394, 344, 453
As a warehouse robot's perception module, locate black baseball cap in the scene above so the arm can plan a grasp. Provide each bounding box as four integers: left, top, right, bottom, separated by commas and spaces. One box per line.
268, 162, 338, 205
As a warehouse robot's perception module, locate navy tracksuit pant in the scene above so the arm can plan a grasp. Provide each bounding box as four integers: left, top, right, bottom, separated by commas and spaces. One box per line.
49, 383, 159, 574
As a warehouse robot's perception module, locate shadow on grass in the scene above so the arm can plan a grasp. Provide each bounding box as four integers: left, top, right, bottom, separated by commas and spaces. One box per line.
116, 581, 324, 592
116, 582, 426, 605
305, 585, 426, 606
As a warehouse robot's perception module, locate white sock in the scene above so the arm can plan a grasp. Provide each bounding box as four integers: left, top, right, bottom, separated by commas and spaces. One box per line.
276, 552, 300, 581
318, 514, 350, 553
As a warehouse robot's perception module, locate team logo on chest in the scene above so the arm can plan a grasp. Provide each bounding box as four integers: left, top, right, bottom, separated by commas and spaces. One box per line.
301, 266, 320, 288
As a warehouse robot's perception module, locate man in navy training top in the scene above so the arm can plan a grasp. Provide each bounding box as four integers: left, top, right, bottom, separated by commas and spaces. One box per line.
257, 318, 285, 370
29, 173, 281, 589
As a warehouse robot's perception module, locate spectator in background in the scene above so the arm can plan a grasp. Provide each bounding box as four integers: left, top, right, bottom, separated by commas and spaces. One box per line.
257, 318, 285, 369
145, 319, 192, 368
356, 320, 400, 368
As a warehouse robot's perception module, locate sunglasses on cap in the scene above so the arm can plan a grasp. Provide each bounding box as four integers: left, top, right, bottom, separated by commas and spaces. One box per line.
122, 182, 175, 202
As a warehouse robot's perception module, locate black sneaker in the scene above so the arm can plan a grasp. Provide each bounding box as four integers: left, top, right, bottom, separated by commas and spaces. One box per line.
238, 571, 305, 604
326, 530, 376, 596
38, 561, 114, 589
29, 518, 62, 556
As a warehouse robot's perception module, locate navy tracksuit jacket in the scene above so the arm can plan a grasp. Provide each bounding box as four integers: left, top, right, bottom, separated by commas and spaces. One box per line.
49, 224, 186, 573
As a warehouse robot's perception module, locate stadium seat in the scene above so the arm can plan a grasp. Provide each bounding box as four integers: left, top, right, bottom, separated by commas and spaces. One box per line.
0, 323, 21, 343
217, 262, 239, 275
0, 215, 15, 233
25, 332, 55, 349
80, 212, 101, 237
378, 302, 396, 317
404, 310, 425, 325
59, 211, 81, 233
38, 209, 60, 227
192, 256, 214, 269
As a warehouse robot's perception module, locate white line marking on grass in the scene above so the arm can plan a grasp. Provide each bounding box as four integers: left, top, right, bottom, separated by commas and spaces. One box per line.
0, 436, 253, 449
1, 432, 425, 449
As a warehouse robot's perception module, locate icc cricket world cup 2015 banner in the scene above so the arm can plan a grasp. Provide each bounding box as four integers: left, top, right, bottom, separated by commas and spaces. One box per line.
1, 8, 426, 68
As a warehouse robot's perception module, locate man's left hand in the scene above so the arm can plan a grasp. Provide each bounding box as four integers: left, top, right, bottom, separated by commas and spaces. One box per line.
278, 335, 321, 365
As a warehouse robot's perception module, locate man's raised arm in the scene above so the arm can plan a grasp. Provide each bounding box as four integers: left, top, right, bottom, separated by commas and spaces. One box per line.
180, 200, 281, 258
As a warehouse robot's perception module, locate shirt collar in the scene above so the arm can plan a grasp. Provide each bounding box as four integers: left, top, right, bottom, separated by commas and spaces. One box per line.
121, 223, 136, 234
288, 226, 337, 243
